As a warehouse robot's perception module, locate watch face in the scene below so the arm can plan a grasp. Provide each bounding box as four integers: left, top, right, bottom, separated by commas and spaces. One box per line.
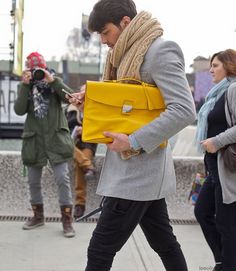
120, 149, 141, 160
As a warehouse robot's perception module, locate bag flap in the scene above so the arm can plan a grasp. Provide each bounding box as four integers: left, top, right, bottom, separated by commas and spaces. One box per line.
86, 81, 165, 110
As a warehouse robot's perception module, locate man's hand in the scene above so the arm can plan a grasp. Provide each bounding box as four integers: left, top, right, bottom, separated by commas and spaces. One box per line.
104, 131, 131, 152
200, 138, 217, 153
68, 87, 85, 112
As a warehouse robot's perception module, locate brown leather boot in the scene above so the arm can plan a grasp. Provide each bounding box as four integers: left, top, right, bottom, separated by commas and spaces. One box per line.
60, 205, 76, 238
23, 204, 45, 230
73, 204, 85, 219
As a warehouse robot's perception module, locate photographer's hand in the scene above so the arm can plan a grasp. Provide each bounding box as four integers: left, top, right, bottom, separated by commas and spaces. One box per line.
44, 69, 54, 83
22, 70, 32, 85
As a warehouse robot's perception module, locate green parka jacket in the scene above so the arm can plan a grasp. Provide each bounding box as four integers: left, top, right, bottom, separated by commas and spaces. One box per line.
14, 77, 75, 167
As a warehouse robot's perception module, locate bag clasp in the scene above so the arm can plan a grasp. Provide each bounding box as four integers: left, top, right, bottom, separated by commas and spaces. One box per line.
122, 101, 133, 115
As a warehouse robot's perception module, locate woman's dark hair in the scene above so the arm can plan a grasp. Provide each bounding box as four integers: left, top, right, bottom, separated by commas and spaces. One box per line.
211, 49, 236, 77
88, 0, 137, 33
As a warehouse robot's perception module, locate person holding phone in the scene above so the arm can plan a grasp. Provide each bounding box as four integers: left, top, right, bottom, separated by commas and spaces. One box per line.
14, 52, 76, 238
69, 0, 196, 270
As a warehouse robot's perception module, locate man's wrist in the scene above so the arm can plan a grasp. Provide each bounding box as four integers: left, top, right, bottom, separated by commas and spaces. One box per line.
128, 134, 142, 151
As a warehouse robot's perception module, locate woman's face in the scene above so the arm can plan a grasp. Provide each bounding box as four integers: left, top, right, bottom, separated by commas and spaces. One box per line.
209, 56, 226, 83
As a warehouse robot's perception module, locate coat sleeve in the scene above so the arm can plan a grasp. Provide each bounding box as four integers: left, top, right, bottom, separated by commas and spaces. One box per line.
212, 82, 236, 150
49, 76, 76, 103
14, 82, 31, 116
134, 40, 196, 153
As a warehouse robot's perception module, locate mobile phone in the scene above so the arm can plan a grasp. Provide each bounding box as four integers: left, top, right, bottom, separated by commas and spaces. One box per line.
62, 89, 81, 102
61, 88, 74, 98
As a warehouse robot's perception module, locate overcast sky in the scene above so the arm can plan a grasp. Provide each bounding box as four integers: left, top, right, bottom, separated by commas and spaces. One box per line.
1, 0, 236, 72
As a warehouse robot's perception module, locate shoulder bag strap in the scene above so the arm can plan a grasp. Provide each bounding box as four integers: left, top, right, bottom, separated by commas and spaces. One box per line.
225, 90, 234, 127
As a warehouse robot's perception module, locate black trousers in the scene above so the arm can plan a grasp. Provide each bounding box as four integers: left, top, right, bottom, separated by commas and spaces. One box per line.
194, 155, 236, 271
85, 197, 187, 271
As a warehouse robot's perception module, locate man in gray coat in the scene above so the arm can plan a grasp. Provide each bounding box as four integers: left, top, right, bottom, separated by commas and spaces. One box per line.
69, 0, 196, 270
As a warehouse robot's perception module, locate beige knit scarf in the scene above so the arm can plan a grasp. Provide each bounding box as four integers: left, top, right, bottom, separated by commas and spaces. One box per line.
103, 11, 163, 81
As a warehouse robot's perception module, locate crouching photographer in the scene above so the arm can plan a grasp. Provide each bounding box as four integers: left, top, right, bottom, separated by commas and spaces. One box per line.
15, 52, 76, 238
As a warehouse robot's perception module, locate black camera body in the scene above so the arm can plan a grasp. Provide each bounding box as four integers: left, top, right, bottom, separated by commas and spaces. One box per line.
31, 68, 45, 81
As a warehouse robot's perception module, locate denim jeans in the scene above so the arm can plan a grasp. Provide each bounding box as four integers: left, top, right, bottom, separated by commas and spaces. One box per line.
27, 162, 73, 206
85, 197, 187, 271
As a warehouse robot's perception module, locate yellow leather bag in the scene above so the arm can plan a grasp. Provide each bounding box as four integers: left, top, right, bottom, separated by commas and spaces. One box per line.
82, 79, 166, 146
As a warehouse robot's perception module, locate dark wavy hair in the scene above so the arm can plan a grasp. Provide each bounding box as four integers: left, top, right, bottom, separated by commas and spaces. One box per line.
211, 49, 236, 77
88, 0, 137, 33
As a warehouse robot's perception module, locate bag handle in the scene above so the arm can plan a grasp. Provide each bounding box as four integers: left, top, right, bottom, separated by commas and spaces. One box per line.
104, 78, 156, 88
104, 77, 164, 111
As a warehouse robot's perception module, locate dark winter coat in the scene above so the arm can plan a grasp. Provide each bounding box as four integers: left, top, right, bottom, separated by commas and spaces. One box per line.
14, 77, 75, 167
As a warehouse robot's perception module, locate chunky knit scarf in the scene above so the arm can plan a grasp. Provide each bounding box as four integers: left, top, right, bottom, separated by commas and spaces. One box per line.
103, 11, 163, 81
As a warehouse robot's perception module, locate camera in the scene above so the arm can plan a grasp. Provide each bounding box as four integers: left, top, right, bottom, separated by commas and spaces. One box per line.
31, 68, 45, 81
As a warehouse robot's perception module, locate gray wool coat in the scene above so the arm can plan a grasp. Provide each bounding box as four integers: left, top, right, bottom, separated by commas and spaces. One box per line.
96, 37, 197, 201
212, 80, 236, 204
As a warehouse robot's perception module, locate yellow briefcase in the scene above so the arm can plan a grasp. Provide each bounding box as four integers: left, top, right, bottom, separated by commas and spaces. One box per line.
82, 79, 166, 145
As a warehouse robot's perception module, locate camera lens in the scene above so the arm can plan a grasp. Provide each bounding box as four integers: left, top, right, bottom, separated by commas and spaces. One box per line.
32, 69, 45, 80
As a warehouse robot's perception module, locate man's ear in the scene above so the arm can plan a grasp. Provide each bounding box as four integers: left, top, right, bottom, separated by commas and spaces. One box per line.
120, 16, 131, 29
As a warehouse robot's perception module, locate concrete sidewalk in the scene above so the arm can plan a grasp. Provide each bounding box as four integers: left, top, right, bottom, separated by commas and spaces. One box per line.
0, 221, 215, 271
